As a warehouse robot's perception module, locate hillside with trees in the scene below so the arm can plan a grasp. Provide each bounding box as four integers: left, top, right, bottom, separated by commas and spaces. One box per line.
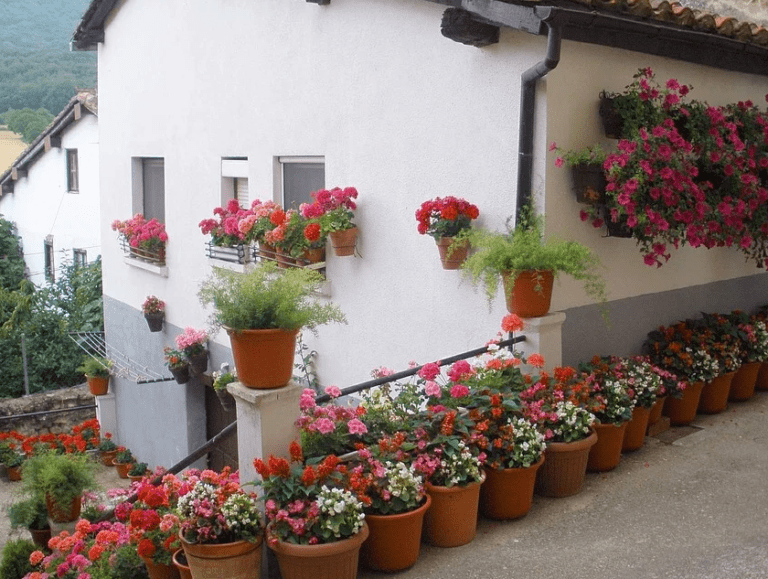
0, 0, 96, 118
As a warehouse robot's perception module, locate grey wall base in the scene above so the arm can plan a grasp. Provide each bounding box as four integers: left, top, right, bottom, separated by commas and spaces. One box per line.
562, 273, 768, 366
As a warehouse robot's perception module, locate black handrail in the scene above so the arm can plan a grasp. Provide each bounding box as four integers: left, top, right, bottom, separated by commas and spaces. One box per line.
315, 334, 526, 404
0, 404, 96, 421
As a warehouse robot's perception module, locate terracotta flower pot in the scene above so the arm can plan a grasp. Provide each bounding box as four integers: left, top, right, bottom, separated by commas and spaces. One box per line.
172, 549, 193, 579
663, 381, 704, 426
6, 465, 22, 481
423, 477, 483, 547
647, 396, 667, 426
299, 247, 326, 266
258, 242, 277, 263
276, 248, 296, 269
729, 361, 760, 401
329, 227, 358, 257
698, 372, 734, 414
144, 312, 164, 332
361, 495, 431, 572
30, 526, 51, 549
180, 535, 262, 579
45, 493, 81, 523
114, 461, 132, 479
270, 523, 368, 579
622, 405, 651, 453
587, 421, 627, 472
756, 361, 768, 391
170, 364, 191, 385
100, 449, 118, 466
435, 237, 469, 270
87, 376, 109, 396
501, 270, 554, 318
227, 327, 299, 389
480, 456, 544, 520
141, 555, 181, 579
535, 431, 597, 498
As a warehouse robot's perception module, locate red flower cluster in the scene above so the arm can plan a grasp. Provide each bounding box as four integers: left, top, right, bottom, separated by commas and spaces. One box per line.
415, 196, 480, 238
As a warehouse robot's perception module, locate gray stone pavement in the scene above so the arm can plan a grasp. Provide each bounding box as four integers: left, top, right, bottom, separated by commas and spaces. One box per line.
1, 392, 765, 578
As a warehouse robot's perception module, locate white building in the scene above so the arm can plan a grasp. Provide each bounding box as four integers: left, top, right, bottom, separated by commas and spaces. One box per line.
72, 0, 768, 469
0, 92, 100, 286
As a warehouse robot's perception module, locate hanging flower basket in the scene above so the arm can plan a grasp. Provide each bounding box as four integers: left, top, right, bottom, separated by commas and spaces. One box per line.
598, 95, 623, 139
170, 364, 191, 385
570, 163, 607, 204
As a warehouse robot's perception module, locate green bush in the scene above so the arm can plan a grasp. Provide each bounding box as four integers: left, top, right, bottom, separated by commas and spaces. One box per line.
0, 538, 36, 579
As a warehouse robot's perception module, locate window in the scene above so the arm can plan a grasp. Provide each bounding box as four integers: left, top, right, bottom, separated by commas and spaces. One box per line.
73, 248, 87, 267
221, 158, 249, 207
132, 157, 165, 222
66, 149, 79, 192
277, 157, 325, 210
44, 236, 54, 282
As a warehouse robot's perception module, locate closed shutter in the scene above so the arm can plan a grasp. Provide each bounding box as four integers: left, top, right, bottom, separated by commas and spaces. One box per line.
235, 178, 249, 207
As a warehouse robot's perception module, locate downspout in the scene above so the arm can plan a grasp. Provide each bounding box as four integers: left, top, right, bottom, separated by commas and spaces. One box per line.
516, 17, 563, 220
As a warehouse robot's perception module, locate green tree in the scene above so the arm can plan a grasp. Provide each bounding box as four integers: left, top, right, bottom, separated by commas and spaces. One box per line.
0, 108, 54, 143
0, 217, 26, 290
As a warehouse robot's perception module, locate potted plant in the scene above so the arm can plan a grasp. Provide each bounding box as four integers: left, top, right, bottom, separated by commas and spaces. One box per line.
0, 442, 24, 481
238, 199, 283, 261
254, 446, 368, 579
551, 143, 608, 204
164, 346, 190, 384
415, 196, 480, 269
112, 447, 134, 479
461, 207, 607, 318
199, 198, 253, 263
77, 355, 112, 396
198, 261, 346, 389
727, 311, 768, 400
8, 496, 50, 548
142, 295, 165, 332
299, 186, 359, 256
127, 461, 149, 482
175, 326, 208, 375
21, 451, 97, 522
111, 213, 168, 265
618, 356, 662, 452
97, 433, 119, 466
176, 468, 263, 579
212, 366, 238, 411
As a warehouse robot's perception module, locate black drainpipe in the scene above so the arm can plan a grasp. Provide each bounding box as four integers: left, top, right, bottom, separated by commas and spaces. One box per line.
516, 17, 563, 219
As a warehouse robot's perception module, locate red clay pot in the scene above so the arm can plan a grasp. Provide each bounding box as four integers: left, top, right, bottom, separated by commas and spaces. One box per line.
622, 406, 651, 453
227, 328, 299, 389
270, 524, 368, 579
87, 376, 109, 396
647, 396, 667, 426
435, 237, 469, 270
536, 431, 597, 498
329, 227, 358, 257
180, 535, 262, 579
423, 477, 483, 547
6, 465, 21, 481
729, 362, 760, 401
501, 270, 554, 318
587, 421, 627, 472
361, 495, 431, 572
141, 556, 181, 579
172, 549, 192, 579
480, 456, 544, 520
45, 494, 81, 523
698, 372, 734, 414
100, 450, 117, 466
756, 361, 768, 391
30, 526, 51, 549
663, 381, 704, 426
114, 461, 132, 479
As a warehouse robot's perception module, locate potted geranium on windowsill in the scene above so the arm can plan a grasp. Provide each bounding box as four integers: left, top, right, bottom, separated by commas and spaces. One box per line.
301, 187, 359, 257
142, 295, 165, 332
415, 196, 480, 269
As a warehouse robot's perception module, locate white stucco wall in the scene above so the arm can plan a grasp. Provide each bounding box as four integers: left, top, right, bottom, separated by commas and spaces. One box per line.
96, 0, 768, 404
0, 113, 101, 286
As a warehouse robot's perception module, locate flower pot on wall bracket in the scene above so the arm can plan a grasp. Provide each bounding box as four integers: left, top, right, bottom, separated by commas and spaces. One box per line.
436, 237, 469, 270
188, 351, 208, 375
170, 364, 191, 385
329, 227, 359, 256
501, 269, 554, 318
603, 214, 633, 238
144, 312, 164, 332
570, 163, 607, 204
206, 242, 251, 264
598, 95, 623, 139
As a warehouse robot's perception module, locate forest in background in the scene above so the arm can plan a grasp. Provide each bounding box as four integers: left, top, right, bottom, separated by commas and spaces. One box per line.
0, 0, 96, 117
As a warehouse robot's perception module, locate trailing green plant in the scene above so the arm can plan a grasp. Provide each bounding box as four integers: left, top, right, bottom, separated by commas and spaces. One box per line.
78, 355, 112, 378
199, 261, 346, 332
0, 538, 36, 579
21, 450, 97, 509
8, 496, 48, 530
461, 207, 607, 311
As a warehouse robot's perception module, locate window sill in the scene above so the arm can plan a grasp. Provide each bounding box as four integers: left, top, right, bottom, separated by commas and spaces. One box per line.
207, 258, 256, 274
123, 256, 169, 277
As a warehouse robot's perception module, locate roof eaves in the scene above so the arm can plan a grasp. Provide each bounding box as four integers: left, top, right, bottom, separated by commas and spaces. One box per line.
71, 0, 121, 51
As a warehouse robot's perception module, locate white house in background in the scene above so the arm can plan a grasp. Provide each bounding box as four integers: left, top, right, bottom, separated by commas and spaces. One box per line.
72, 0, 768, 470
0, 92, 100, 286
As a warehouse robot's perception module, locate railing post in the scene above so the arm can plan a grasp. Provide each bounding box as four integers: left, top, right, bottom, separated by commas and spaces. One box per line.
518, 312, 566, 372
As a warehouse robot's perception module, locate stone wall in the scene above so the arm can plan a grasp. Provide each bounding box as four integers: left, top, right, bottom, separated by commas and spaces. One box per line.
0, 384, 96, 436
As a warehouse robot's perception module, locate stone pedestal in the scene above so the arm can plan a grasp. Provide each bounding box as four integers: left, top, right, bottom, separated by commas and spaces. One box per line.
517, 312, 566, 373
227, 381, 304, 487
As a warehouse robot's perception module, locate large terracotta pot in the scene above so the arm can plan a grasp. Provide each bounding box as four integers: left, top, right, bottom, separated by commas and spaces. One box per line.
501, 270, 554, 318
270, 523, 368, 579
45, 493, 81, 523
622, 405, 651, 453
87, 376, 109, 396
423, 477, 483, 547
361, 495, 431, 572
535, 431, 597, 498
172, 549, 192, 579
329, 227, 359, 257
480, 456, 544, 520
663, 381, 704, 426
227, 327, 299, 389
141, 556, 181, 579
698, 372, 734, 414
100, 449, 117, 466
587, 421, 627, 472
729, 361, 760, 401
756, 361, 768, 391
435, 237, 469, 270
647, 396, 667, 427
180, 535, 262, 579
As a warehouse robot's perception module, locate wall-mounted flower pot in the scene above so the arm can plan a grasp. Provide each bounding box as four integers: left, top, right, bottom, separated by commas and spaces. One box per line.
570, 163, 607, 204
144, 312, 164, 332
604, 215, 633, 238
188, 351, 208, 375
170, 364, 191, 385
329, 227, 359, 257
598, 96, 623, 139
436, 237, 469, 270
87, 376, 109, 396
258, 242, 277, 263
